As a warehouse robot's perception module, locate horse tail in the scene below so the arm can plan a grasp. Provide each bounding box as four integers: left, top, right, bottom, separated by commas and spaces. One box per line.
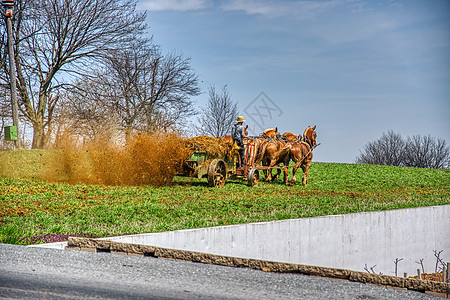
275, 144, 292, 160
254, 142, 268, 165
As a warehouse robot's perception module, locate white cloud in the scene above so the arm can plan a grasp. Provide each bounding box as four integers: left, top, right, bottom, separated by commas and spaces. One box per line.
220, 0, 345, 18
139, 0, 211, 11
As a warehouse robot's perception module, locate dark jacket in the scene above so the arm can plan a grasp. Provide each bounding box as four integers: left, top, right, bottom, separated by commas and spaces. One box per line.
231, 123, 245, 143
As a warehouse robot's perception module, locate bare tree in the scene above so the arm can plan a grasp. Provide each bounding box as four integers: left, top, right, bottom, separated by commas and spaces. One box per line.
64, 39, 199, 140
196, 85, 238, 137
404, 135, 450, 169
0, 0, 147, 148
59, 80, 118, 142
356, 130, 405, 166
356, 131, 450, 169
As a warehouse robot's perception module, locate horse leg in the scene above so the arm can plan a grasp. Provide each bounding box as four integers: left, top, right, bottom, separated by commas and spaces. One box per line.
272, 168, 281, 181
290, 166, 297, 186
271, 160, 281, 181
262, 159, 272, 182
263, 155, 275, 183
301, 161, 312, 186
283, 166, 289, 185
289, 160, 301, 186
263, 169, 269, 182
265, 168, 276, 182
267, 158, 280, 182
265, 169, 272, 182
276, 152, 291, 185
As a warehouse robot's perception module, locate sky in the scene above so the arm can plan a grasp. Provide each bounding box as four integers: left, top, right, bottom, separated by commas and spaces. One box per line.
137, 0, 450, 163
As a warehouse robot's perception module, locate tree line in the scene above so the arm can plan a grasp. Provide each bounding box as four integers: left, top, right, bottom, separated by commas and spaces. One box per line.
0, 0, 200, 149
356, 130, 450, 169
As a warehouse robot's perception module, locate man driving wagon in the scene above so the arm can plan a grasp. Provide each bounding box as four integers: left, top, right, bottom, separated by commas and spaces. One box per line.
231, 115, 249, 168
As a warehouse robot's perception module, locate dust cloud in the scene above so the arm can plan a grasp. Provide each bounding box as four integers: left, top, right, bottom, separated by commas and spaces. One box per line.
47, 133, 192, 186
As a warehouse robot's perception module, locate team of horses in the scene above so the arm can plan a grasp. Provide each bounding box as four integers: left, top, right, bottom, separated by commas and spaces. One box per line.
224, 125, 318, 186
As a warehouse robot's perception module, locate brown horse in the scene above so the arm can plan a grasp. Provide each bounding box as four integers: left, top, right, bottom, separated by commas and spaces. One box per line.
279, 125, 317, 186
253, 128, 285, 182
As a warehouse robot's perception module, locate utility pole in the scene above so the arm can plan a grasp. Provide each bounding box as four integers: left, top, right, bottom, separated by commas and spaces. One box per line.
2, 0, 20, 148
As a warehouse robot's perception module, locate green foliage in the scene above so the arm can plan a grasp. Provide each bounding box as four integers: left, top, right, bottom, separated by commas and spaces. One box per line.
0, 161, 449, 245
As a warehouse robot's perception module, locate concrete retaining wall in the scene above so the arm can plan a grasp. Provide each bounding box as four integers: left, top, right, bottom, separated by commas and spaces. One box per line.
101, 205, 449, 275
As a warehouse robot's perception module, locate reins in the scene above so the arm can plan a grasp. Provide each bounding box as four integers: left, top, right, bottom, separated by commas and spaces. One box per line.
297, 141, 321, 165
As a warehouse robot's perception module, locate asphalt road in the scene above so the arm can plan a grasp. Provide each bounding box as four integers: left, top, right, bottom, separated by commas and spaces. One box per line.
0, 243, 438, 299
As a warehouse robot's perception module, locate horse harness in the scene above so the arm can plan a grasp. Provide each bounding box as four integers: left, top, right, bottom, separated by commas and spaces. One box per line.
261, 131, 318, 154
285, 134, 317, 164
260, 132, 283, 149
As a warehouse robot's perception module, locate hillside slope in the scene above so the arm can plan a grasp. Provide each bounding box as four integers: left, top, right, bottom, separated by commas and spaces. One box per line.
1, 150, 449, 245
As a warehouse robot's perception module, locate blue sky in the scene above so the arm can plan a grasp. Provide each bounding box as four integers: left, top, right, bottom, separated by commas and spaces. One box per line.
138, 0, 450, 163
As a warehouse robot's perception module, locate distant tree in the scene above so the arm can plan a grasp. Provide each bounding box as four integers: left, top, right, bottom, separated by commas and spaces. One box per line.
0, 0, 147, 148
196, 85, 238, 137
404, 135, 450, 169
356, 130, 405, 166
356, 131, 450, 169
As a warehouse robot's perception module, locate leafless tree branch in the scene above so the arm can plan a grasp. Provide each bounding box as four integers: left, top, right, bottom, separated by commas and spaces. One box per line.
196, 85, 239, 137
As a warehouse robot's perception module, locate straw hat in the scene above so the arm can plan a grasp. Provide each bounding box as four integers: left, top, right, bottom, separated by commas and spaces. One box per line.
236, 116, 245, 122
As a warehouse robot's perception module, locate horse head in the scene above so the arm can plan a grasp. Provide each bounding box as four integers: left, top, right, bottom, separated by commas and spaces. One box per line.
300, 125, 317, 147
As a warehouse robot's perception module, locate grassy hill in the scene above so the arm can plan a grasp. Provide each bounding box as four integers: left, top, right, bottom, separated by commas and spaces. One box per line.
0, 149, 449, 245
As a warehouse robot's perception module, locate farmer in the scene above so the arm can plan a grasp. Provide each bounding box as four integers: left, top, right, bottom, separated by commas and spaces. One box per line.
231, 115, 249, 167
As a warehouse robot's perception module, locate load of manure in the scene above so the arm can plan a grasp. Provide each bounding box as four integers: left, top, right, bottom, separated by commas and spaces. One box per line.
185, 135, 238, 158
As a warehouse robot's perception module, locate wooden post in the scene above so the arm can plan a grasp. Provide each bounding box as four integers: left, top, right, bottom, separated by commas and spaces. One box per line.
447, 262, 450, 298
403, 272, 407, 278
417, 269, 421, 280
442, 264, 445, 282
4, 1, 20, 148
446, 262, 449, 283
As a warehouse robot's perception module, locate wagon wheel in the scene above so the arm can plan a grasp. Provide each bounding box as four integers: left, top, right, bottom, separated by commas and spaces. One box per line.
247, 168, 260, 187
207, 159, 227, 188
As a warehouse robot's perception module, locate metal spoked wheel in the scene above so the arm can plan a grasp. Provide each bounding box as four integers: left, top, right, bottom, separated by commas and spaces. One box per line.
247, 168, 259, 187
207, 159, 227, 188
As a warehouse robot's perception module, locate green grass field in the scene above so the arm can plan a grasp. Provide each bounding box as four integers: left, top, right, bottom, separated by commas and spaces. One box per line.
1, 150, 449, 245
